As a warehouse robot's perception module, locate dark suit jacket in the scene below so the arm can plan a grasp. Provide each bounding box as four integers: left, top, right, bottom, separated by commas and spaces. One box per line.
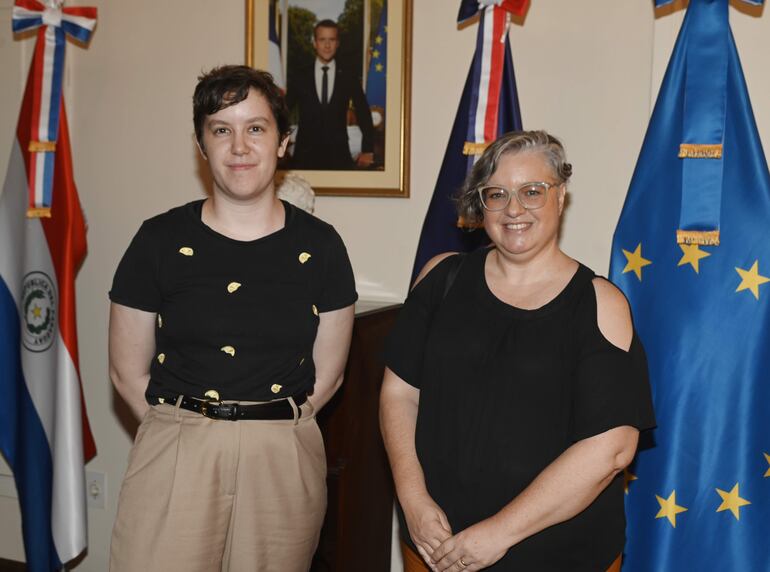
286, 62, 374, 170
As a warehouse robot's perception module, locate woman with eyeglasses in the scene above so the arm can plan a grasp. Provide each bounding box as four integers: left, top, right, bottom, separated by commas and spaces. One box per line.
380, 131, 655, 572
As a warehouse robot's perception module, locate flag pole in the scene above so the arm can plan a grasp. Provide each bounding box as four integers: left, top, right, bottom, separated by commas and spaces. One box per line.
245, 0, 254, 67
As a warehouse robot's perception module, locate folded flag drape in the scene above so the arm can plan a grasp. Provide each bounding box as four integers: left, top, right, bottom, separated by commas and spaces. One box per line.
610, 1, 770, 569
1, 1, 97, 570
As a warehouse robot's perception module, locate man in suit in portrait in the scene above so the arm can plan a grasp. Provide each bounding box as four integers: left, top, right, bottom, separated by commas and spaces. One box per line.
286, 19, 374, 170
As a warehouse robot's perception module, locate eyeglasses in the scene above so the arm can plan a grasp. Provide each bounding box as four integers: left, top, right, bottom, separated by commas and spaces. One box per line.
477, 181, 562, 212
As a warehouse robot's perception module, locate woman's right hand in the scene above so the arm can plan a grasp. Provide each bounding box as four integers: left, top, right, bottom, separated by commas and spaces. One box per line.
402, 493, 453, 568
380, 368, 450, 567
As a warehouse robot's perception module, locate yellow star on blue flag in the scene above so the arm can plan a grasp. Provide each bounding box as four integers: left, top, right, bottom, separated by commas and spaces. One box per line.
715, 483, 751, 520
735, 260, 770, 299
655, 490, 688, 528
621, 243, 652, 281
678, 243, 710, 273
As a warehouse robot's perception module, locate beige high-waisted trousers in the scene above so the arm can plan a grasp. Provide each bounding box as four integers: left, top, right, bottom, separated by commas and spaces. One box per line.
109, 399, 326, 572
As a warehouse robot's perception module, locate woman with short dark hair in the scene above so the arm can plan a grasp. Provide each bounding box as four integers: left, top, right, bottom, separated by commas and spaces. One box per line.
108, 65, 357, 571
381, 130, 655, 571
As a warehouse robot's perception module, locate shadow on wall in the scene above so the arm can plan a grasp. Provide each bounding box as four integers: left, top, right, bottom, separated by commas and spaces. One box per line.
112, 384, 140, 441
193, 136, 214, 198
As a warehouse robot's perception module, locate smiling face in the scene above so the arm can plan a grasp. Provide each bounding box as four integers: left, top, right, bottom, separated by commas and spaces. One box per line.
198, 88, 289, 204
482, 151, 566, 262
313, 25, 339, 64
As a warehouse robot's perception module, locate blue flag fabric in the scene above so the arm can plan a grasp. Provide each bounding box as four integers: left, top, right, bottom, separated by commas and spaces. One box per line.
409, 11, 522, 283
365, 4, 387, 110
610, 1, 770, 570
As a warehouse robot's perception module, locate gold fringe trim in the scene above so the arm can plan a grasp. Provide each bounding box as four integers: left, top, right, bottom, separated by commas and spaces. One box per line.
678, 143, 722, 159
27, 207, 52, 218
463, 141, 490, 156
676, 229, 720, 246
28, 140, 56, 153
456, 216, 483, 229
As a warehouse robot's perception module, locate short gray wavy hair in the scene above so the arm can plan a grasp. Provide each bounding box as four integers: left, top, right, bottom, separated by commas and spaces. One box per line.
455, 130, 572, 225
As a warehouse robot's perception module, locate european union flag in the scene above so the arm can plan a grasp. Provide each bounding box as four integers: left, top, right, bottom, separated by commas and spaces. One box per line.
410, 2, 525, 283
366, 4, 387, 111
609, 1, 770, 569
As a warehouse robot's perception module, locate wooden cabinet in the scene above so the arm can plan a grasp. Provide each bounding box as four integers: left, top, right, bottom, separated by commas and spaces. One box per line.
311, 302, 401, 572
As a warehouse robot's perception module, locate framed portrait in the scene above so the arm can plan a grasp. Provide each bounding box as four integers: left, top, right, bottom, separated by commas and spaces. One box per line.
247, 0, 412, 197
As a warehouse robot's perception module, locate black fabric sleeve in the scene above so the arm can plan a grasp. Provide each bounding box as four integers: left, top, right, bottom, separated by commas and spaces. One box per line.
316, 229, 358, 312
570, 293, 657, 442
108, 222, 162, 313
383, 256, 456, 388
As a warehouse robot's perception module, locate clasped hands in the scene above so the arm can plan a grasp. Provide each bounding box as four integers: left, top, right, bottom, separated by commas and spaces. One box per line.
404, 495, 509, 572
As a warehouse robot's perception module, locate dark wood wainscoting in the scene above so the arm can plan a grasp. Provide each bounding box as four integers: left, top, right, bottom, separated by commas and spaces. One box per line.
311, 303, 400, 572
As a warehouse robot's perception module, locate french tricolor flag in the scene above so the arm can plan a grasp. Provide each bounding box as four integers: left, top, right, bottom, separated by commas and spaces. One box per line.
0, 2, 96, 569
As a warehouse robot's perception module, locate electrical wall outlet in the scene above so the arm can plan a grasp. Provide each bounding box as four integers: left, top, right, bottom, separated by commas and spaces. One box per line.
86, 471, 106, 509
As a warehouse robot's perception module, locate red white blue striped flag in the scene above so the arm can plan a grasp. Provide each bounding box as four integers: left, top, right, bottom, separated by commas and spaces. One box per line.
1, 1, 97, 569
410, 0, 527, 283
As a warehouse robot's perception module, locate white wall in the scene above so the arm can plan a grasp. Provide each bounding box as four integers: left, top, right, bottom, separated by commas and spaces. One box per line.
0, 1, 768, 570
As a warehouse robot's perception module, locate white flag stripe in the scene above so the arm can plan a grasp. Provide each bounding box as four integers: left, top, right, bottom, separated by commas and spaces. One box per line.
64, 13, 97, 31
51, 341, 87, 561
0, 143, 27, 303
11, 7, 42, 21
474, 8, 494, 144
20, 217, 60, 443
38, 25, 57, 141
34, 153, 45, 206
269, 43, 285, 90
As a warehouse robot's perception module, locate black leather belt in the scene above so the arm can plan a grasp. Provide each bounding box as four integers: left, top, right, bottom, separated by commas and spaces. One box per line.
148, 393, 307, 421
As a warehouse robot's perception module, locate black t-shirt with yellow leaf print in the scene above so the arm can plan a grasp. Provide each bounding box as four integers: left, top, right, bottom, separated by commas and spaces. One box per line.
109, 200, 357, 402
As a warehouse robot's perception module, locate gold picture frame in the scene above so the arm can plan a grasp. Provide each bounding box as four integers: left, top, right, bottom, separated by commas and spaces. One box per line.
246, 0, 412, 197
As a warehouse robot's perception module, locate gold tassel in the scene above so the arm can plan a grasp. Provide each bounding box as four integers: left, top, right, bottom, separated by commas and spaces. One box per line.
462, 141, 490, 156
676, 229, 720, 246
27, 207, 52, 218
678, 143, 722, 159
456, 216, 483, 229
28, 140, 56, 153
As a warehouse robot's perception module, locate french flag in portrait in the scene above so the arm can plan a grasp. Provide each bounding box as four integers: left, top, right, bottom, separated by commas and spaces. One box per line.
0, 1, 97, 570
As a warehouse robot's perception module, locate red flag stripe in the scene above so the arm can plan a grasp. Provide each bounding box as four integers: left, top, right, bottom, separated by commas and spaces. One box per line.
483, 8, 506, 142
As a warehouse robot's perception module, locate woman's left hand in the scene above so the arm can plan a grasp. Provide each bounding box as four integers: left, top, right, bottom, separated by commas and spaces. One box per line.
430, 517, 510, 571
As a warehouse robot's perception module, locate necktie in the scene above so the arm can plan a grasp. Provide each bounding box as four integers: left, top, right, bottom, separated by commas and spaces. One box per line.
321, 65, 329, 105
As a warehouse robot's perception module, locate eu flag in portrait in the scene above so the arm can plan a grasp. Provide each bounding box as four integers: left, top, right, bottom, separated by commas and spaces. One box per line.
366, 3, 387, 111
609, 0, 770, 570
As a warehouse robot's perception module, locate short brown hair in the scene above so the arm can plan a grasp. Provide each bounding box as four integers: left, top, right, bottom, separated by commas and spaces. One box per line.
193, 65, 290, 148
314, 19, 339, 39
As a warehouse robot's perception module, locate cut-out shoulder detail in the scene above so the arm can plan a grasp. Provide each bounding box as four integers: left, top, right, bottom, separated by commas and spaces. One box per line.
412, 251, 458, 288
591, 277, 633, 352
